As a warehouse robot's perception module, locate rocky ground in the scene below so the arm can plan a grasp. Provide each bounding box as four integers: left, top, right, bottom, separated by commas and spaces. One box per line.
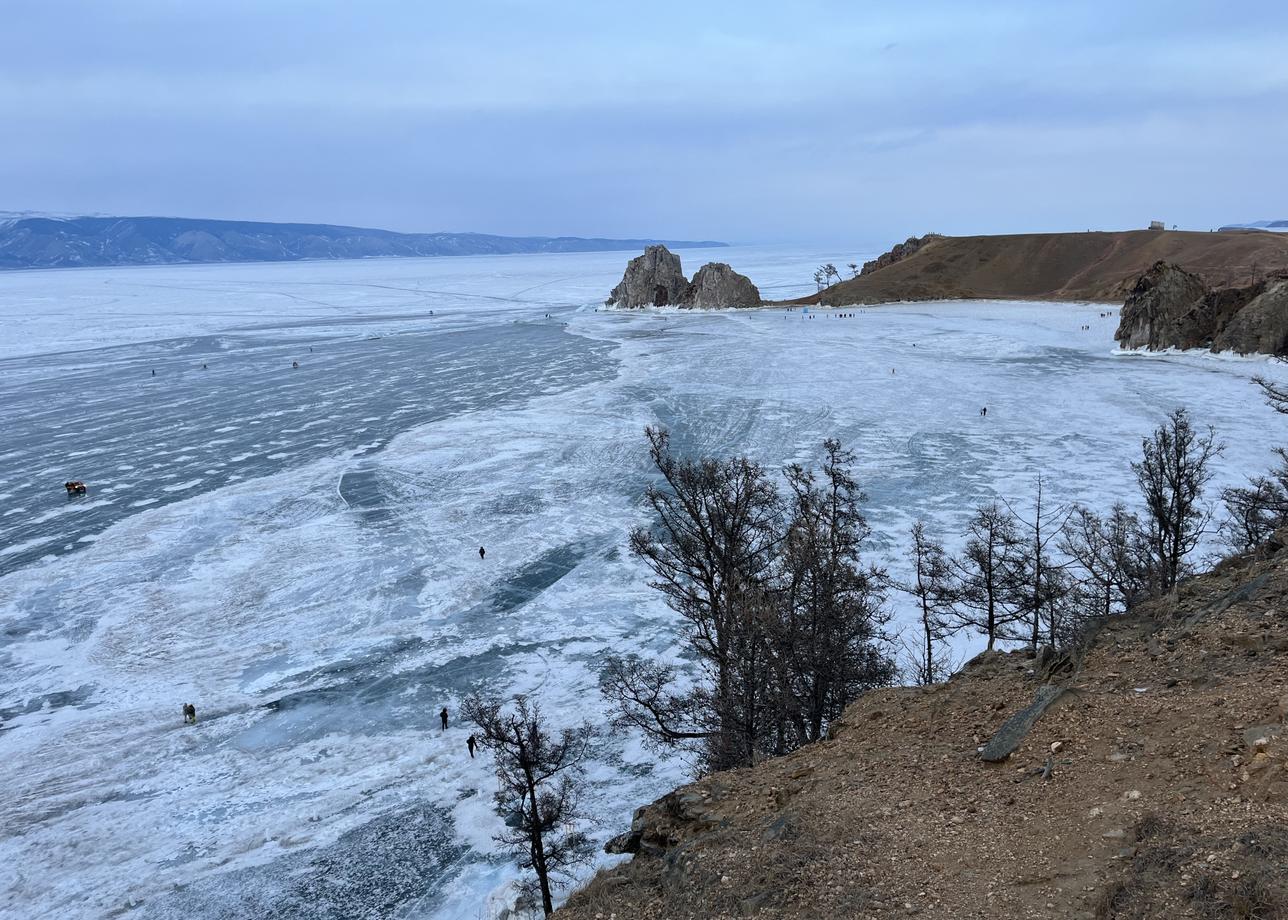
558, 544, 1288, 919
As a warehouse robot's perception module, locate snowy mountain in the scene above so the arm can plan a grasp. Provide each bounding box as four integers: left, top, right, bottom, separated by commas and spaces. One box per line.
0, 214, 726, 270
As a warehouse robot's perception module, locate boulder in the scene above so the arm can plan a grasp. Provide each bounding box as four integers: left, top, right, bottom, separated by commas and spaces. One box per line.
979, 685, 1067, 762
605, 244, 690, 308
681, 262, 761, 308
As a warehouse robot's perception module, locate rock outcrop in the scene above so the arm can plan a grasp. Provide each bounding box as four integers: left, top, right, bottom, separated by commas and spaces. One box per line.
1115, 260, 1288, 355
606, 245, 690, 308
1114, 262, 1213, 350
605, 246, 762, 309
682, 262, 761, 308
860, 233, 943, 276
1212, 279, 1288, 354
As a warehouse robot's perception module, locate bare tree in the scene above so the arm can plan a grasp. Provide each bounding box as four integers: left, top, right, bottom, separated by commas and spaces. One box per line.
1059, 502, 1150, 618
1006, 476, 1072, 649
1132, 408, 1222, 592
813, 269, 825, 293
608, 427, 780, 771
1221, 378, 1288, 551
898, 521, 957, 684
1222, 465, 1288, 552
823, 263, 841, 287
1252, 375, 1288, 416
463, 695, 593, 917
950, 501, 1023, 649
848, 262, 859, 278
776, 440, 893, 743
601, 432, 893, 772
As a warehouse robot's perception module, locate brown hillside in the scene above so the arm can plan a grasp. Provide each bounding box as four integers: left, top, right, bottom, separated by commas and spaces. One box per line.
797, 230, 1288, 306
559, 544, 1288, 920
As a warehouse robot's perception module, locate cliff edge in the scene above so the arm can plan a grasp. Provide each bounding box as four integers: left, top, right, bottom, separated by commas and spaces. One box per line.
559, 545, 1288, 919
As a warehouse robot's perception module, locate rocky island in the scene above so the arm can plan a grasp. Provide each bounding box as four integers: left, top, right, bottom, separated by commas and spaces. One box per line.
606, 245, 761, 309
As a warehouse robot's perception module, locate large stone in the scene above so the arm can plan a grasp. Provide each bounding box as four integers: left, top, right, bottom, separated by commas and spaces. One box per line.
681, 262, 761, 308
1211, 279, 1288, 355
605, 830, 642, 854
1115, 262, 1288, 356
605, 244, 690, 308
1114, 262, 1213, 350
979, 685, 1067, 762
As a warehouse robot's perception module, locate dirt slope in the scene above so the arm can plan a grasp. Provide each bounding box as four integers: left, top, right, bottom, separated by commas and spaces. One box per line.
798, 230, 1288, 306
559, 545, 1288, 920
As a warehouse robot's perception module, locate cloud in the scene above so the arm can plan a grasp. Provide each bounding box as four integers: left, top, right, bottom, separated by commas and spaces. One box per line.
2, 0, 1285, 243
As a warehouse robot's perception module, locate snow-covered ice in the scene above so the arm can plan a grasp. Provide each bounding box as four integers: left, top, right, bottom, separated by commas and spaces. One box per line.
1, 247, 1286, 918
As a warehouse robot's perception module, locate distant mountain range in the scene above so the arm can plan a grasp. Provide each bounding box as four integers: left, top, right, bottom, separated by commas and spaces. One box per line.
1218, 220, 1288, 232
0, 214, 727, 270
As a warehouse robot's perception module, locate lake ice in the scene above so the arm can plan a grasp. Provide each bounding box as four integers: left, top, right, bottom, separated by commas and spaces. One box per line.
1, 247, 1284, 918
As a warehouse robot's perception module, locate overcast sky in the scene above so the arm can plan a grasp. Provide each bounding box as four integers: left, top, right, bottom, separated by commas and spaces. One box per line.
3, 1, 1286, 246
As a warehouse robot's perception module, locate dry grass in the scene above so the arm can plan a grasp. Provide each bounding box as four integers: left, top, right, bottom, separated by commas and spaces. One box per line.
779, 229, 1288, 306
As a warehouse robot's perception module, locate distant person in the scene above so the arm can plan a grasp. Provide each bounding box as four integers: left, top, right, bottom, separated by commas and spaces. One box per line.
467, 734, 477, 758
478, 546, 486, 560
182, 703, 197, 725
202, 363, 207, 369
981, 407, 988, 417
151, 369, 156, 376
292, 361, 299, 369
440, 707, 448, 731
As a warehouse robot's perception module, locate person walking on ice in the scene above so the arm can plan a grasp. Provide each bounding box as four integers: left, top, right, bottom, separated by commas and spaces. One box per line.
467, 734, 477, 758
478, 546, 486, 560
440, 706, 448, 731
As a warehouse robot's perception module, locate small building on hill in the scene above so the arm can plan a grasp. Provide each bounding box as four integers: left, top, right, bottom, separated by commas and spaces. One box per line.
1149, 220, 1165, 230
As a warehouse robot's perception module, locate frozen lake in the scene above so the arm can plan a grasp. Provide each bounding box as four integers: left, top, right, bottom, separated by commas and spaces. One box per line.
1, 247, 1284, 918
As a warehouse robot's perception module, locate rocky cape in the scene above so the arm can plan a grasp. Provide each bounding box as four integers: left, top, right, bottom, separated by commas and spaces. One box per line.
0, 214, 726, 270
606, 245, 761, 309
1115, 261, 1288, 355
792, 229, 1288, 307
558, 541, 1288, 919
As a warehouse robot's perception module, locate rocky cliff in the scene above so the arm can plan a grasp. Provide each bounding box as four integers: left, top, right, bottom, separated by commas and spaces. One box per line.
605, 246, 761, 309
1116, 261, 1288, 355
558, 544, 1288, 919
606, 245, 691, 307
